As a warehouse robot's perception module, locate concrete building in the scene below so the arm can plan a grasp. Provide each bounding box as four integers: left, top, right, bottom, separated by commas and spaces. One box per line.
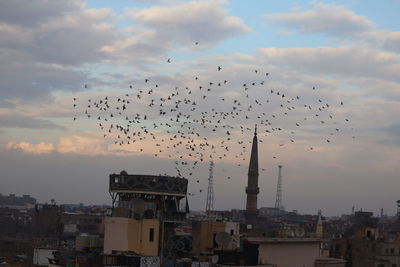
192, 220, 225, 254
244, 237, 323, 267
32, 204, 63, 246
192, 220, 241, 254
105, 171, 188, 261
225, 221, 240, 237
104, 217, 159, 256
62, 213, 104, 236
351, 227, 400, 267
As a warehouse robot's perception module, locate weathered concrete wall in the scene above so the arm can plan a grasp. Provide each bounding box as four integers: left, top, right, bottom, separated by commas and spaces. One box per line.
258, 241, 320, 267
104, 217, 159, 256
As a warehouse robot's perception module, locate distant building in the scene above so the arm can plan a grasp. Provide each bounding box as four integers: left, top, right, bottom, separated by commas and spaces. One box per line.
75, 233, 102, 252
32, 204, 62, 245
351, 226, 400, 267
0, 193, 36, 209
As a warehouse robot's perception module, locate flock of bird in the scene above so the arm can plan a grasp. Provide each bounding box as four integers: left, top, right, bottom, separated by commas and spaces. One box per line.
73, 65, 354, 196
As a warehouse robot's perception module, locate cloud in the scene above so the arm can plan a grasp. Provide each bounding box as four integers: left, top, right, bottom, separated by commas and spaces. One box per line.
0, 0, 84, 27
132, 0, 250, 44
5, 135, 111, 156
57, 135, 113, 155
103, 0, 250, 59
0, 58, 88, 102
0, 0, 250, 104
257, 45, 400, 82
0, 1, 116, 65
6, 142, 55, 154
383, 32, 400, 53
0, 113, 66, 130
5, 134, 140, 156
376, 124, 400, 146
382, 124, 400, 136
0, 0, 117, 103
266, 3, 374, 37
265, 2, 400, 55
348, 78, 400, 101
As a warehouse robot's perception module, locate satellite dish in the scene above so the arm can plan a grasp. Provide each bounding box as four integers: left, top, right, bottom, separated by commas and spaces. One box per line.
215, 232, 231, 247
211, 255, 219, 264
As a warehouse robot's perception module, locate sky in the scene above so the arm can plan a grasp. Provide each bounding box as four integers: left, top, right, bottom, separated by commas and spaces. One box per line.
0, 0, 399, 216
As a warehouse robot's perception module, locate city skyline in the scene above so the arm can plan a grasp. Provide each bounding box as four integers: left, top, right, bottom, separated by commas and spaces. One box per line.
0, 0, 399, 216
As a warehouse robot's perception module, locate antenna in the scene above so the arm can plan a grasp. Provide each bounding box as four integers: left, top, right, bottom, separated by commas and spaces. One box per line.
274, 165, 283, 210
206, 161, 214, 216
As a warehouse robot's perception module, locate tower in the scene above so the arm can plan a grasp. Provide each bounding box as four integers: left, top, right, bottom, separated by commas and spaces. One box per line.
245, 125, 259, 225
316, 209, 323, 238
274, 165, 283, 210
206, 161, 214, 217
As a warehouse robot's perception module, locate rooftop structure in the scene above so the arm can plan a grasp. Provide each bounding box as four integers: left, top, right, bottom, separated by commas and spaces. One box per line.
109, 172, 187, 199
107, 170, 189, 261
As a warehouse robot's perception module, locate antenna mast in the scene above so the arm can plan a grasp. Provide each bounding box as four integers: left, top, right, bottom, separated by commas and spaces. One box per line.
275, 165, 283, 210
206, 161, 214, 216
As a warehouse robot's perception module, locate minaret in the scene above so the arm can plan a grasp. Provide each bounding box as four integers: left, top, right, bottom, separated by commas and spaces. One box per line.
245, 125, 260, 225
316, 210, 323, 238
274, 165, 283, 211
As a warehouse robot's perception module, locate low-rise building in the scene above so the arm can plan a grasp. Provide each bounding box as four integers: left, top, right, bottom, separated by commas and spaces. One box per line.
192, 220, 240, 254
244, 237, 323, 267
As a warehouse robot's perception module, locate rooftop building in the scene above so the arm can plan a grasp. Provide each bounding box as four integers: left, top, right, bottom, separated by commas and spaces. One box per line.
105, 171, 189, 262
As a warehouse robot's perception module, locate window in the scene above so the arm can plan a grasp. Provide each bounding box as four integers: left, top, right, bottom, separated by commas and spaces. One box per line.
230, 229, 234, 236
391, 248, 395, 254
149, 228, 154, 242
391, 264, 397, 267
213, 233, 218, 248
366, 230, 371, 238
